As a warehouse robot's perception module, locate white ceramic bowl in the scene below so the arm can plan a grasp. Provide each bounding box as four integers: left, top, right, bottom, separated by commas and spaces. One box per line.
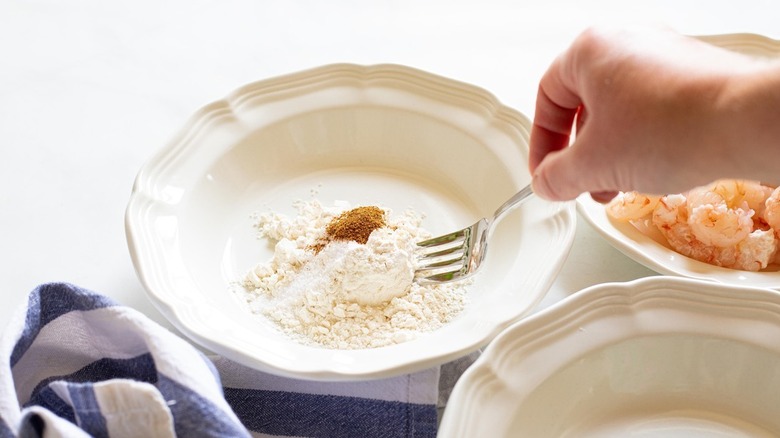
440, 276, 780, 437
577, 33, 780, 290
125, 64, 576, 380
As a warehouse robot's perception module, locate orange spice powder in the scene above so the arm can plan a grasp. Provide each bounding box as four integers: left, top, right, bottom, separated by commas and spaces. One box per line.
326, 206, 386, 244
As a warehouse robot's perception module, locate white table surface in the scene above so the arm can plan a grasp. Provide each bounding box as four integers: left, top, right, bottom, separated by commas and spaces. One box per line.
2, 0, 778, 346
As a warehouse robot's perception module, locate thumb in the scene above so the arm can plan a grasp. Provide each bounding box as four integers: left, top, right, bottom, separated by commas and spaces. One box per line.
531, 132, 624, 202
531, 147, 585, 201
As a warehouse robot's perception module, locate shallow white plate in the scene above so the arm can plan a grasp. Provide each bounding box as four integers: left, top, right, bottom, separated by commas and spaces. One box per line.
125, 64, 576, 380
578, 191, 780, 288
577, 33, 780, 290
440, 276, 780, 437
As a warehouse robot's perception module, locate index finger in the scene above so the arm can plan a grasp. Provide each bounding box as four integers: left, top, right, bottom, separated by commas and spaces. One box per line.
528, 54, 582, 173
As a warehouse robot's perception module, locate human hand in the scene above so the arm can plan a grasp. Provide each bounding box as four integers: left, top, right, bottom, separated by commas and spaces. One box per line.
528, 26, 777, 202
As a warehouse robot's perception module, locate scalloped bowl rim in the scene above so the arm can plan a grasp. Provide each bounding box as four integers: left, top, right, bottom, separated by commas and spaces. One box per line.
125, 63, 577, 380
440, 275, 780, 436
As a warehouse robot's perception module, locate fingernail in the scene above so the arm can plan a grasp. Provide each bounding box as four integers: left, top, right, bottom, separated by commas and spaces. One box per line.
590, 191, 619, 204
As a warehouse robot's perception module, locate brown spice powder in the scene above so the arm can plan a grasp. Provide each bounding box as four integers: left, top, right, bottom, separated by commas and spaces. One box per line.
326, 206, 386, 244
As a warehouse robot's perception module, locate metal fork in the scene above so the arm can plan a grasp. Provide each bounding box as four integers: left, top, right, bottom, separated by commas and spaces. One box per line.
415, 184, 534, 283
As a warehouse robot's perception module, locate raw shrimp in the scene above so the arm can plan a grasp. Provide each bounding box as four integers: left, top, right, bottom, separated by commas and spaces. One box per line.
762, 186, 780, 263
606, 192, 661, 221
652, 195, 729, 266
763, 186, 780, 233
652, 193, 775, 271
611, 180, 779, 271
733, 229, 777, 271
710, 179, 773, 216
686, 182, 755, 247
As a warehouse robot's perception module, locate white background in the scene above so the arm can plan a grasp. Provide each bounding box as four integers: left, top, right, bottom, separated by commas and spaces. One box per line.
2, 0, 778, 339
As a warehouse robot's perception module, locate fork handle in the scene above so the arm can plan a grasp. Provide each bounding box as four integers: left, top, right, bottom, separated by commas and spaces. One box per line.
492, 184, 534, 221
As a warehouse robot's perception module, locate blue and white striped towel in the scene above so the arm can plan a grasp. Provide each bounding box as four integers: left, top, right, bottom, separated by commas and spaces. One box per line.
0, 283, 474, 437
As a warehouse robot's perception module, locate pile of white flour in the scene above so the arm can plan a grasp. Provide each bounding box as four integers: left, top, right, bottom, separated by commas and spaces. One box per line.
237, 199, 468, 349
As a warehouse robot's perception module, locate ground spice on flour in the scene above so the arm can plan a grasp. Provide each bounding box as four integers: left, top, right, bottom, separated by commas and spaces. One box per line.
327, 206, 386, 244
236, 199, 468, 349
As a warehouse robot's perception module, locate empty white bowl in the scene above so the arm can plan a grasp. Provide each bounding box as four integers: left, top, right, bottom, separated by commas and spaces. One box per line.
440, 276, 780, 437
125, 64, 576, 380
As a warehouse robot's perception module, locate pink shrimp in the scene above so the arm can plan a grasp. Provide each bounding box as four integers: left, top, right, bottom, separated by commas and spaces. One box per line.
686, 182, 755, 247
612, 181, 779, 271
732, 229, 777, 271
762, 186, 780, 234
606, 192, 661, 221
710, 179, 773, 217
652, 192, 775, 271
761, 186, 780, 264
652, 195, 729, 266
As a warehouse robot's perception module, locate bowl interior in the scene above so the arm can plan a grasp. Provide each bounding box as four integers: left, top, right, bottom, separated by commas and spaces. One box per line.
177, 103, 529, 330
511, 334, 780, 436
440, 277, 780, 436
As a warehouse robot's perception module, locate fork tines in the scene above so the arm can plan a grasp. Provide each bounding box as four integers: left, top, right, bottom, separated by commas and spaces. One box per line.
414, 228, 470, 282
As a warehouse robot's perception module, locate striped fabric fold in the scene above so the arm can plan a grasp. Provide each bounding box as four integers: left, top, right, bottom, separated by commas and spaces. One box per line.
0, 283, 446, 438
